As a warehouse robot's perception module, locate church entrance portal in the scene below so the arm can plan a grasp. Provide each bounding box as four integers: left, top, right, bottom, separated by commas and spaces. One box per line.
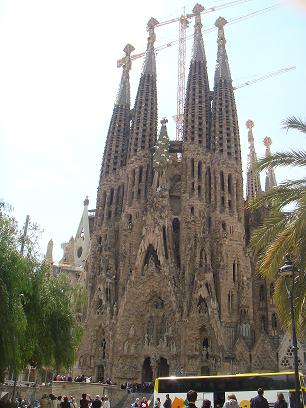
142, 357, 153, 382
157, 357, 169, 377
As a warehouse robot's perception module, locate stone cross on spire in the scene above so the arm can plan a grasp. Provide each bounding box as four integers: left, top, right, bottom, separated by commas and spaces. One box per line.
215, 16, 227, 46
116, 43, 135, 106
193, 3, 204, 32
117, 43, 135, 73
263, 136, 277, 191
246, 119, 261, 199
142, 17, 159, 75
214, 16, 231, 82
191, 3, 206, 62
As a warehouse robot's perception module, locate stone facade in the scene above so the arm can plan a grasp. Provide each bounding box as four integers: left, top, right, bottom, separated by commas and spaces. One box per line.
77, 7, 284, 383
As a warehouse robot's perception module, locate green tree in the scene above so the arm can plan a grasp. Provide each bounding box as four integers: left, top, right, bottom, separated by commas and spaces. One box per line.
249, 116, 306, 338
0, 203, 83, 380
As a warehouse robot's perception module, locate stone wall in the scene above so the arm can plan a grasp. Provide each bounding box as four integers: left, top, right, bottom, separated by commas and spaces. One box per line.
0, 383, 126, 407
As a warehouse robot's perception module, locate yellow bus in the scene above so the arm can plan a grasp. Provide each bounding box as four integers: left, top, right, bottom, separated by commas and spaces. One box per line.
154, 372, 305, 408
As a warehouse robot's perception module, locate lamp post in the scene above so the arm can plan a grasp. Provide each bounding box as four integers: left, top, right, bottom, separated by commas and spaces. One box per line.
279, 254, 300, 408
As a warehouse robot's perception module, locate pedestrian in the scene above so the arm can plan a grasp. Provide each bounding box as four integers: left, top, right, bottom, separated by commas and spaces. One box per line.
250, 389, 269, 408
40, 395, 49, 408
140, 397, 148, 408
60, 396, 70, 408
103, 396, 110, 408
163, 394, 172, 408
80, 394, 90, 408
154, 397, 161, 408
223, 395, 239, 408
186, 390, 198, 408
202, 400, 211, 408
57, 396, 62, 408
92, 396, 102, 408
274, 393, 287, 408
131, 398, 140, 407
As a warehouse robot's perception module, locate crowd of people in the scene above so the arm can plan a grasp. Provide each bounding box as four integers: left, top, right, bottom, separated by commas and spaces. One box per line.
148, 388, 290, 408
121, 382, 154, 394
53, 375, 93, 384
16, 393, 111, 408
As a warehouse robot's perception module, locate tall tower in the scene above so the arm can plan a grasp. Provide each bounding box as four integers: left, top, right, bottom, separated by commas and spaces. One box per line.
246, 120, 262, 200
78, 6, 280, 384
263, 136, 277, 191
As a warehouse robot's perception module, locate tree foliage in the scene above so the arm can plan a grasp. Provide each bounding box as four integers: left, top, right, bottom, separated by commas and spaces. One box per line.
0, 203, 83, 379
249, 117, 306, 338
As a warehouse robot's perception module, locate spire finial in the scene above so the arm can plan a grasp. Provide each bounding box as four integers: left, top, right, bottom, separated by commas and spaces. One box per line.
84, 196, 89, 206
263, 136, 277, 190
160, 117, 168, 126
117, 43, 135, 73
142, 17, 159, 75
191, 3, 206, 62
215, 16, 228, 46
246, 119, 261, 199
115, 43, 134, 106
214, 16, 231, 82
193, 3, 204, 32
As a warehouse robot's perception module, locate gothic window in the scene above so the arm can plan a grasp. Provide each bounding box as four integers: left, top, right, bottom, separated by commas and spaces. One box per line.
228, 174, 232, 194
220, 171, 225, 192
222, 222, 226, 232
205, 282, 212, 297
162, 226, 168, 260
198, 161, 202, 180
228, 291, 233, 312
232, 261, 236, 283
206, 167, 212, 204
200, 248, 204, 268
259, 284, 265, 302
261, 315, 266, 332
101, 338, 106, 359
270, 283, 274, 304
143, 245, 160, 269
271, 313, 277, 334
191, 158, 195, 178
172, 218, 180, 268
191, 207, 195, 215
109, 188, 114, 206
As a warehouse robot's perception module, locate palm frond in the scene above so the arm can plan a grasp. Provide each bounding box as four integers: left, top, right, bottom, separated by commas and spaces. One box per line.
282, 116, 306, 134
248, 179, 306, 211
256, 151, 306, 171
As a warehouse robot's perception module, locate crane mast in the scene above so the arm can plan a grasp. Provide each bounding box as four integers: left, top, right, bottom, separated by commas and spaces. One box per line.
176, 15, 189, 141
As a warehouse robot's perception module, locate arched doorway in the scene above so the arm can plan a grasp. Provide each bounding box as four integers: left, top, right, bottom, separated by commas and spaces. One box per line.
142, 357, 153, 382
157, 357, 169, 377
96, 365, 104, 382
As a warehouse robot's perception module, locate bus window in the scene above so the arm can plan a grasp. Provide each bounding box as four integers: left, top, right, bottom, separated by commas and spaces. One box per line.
214, 391, 225, 408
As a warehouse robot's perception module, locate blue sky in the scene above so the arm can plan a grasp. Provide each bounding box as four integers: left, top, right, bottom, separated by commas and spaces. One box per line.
0, 0, 305, 261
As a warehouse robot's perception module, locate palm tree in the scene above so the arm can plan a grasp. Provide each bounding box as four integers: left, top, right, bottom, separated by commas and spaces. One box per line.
249, 116, 306, 338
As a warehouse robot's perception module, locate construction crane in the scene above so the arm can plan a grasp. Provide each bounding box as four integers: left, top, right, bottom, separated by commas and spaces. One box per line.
233, 65, 296, 90
118, 2, 283, 140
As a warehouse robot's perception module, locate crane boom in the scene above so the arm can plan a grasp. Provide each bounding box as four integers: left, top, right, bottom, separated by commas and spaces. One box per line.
233, 66, 296, 90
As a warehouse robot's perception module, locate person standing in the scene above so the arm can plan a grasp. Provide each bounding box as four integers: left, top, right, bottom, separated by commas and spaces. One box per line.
163, 394, 172, 408
140, 397, 149, 408
223, 395, 239, 408
80, 394, 90, 408
154, 398, 161, 408
250, 389, 269, 408
186, 390, 198, 408
131, 398, 140, 407
202, 400, 211, 408
274, 393, 288, 408
92, 396, 102, 408
60, 396, 71, 408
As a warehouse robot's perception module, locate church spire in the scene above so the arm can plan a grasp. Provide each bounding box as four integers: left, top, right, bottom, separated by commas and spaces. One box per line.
100, 44, 134, 178
246, 120, 262, 200
183, 4, 211, 148
211, 17, 240, 161
128, 18, 158, 159
263, 136, 277, 191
